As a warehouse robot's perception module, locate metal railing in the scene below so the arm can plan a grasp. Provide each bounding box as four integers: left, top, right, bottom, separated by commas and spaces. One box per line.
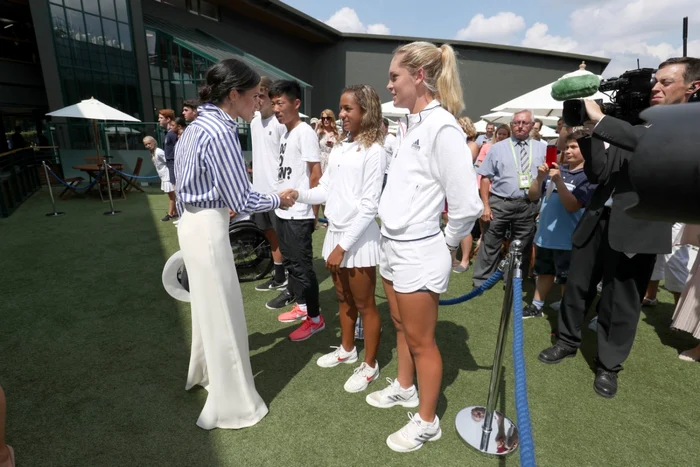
0, 146, 57, 218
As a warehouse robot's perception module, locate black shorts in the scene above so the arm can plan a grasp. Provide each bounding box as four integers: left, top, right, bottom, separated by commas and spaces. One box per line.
252, 210, 276, 231
534, 246, 571, 284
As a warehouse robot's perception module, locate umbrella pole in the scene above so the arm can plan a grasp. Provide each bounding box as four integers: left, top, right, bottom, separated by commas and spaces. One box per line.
93, 120, 101, 165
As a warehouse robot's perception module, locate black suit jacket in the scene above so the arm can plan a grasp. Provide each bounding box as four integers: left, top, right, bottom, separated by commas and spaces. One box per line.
572, 116, 671, 255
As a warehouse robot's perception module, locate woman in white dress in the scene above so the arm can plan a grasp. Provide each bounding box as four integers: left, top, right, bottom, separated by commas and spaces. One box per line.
173, 58, 293, 430
282, 85, 385, 393
143, 136, 175, 218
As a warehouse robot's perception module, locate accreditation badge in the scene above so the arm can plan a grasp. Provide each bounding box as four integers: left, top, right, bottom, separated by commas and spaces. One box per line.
518, 174, 531, 189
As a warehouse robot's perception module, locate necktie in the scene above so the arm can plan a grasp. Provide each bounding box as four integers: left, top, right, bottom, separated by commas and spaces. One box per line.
518, 141, 529, 173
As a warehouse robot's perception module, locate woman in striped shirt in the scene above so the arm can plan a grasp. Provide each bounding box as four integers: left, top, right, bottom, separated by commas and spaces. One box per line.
174, 58, 293, 430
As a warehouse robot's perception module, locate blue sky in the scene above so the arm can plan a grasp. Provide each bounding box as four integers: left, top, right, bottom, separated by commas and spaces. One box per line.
283, 0, 700, 77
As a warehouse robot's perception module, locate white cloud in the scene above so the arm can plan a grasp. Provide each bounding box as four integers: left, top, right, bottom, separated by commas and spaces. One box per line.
521, 23, 578, 52
565, 0, 700, 76
455, 12, 526, 43
324, 7, 390, 35
367, 23, 391, 35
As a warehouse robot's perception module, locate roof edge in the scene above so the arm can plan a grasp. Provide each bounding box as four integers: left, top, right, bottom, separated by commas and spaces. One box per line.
340, 32, 611, 65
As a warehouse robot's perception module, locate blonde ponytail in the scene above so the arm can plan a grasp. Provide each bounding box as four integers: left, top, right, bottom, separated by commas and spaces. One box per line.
394, 41, 464, 117
437, 44, 464, 117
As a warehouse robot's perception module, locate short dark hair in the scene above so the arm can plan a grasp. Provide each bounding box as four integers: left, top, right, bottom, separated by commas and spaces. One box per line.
183, 100, 197, 110
199, 58, 260, 106
382, 117, 390, 128
269, 80, 302, 102
658, 57, 700, 83
173, 116, 187, 128
534, 118, 543, 126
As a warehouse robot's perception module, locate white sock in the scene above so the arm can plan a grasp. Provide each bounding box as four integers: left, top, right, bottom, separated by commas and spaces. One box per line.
310, 315, 320, 323
298, 303, 308, 312
341, 345, 355, 353
532, 299, 545, 310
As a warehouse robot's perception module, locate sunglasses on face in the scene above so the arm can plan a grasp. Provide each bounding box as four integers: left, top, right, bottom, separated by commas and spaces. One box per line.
321, 117, 332, 121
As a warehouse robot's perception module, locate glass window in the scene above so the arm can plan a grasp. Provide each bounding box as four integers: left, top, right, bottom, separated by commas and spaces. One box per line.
65, 8, 86, 42
146, 30, 156, 55
84, 14, 102, 44
49, 0, 63, 5
199, 1, 218, 20
64, 0, 82, 10
180, 47, 193, 80
99, 0, 116, 20
84, 1, 100, 15
194, 55, 208, 80
118, 22, 132, 51
183, 81, 197, 100
50, 5, 67, 38
101, 18, 118, 48
115, 0, 129, 23
157, 35, 170, 79
170, 42, 182, 79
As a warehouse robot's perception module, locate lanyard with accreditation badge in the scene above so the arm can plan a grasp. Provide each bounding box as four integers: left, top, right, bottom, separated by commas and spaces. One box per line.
508, 139, 532, 189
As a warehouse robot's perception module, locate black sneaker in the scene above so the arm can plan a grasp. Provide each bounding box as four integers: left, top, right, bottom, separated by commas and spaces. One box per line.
161, 214, 172, 222
255, 277, 288, 292
522, 304, 544, 319
265, 289, 296, 310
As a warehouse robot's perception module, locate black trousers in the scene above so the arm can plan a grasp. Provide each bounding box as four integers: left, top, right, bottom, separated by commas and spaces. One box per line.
166, 160, 176, 185
274, 217, 320, 317
557, 212, 656, 372
472, 195, 539, 286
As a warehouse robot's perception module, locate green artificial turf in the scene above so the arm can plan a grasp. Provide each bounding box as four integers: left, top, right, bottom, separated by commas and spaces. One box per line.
1, 190, 699, 467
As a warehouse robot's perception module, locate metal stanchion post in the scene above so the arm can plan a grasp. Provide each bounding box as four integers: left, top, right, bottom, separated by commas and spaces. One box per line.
103, 159, 121, 216
455, 240, 523, 456
42, 161, 65, 217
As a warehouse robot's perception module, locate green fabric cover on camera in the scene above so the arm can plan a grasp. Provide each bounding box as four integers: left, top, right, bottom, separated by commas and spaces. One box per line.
551, 74, 601, 101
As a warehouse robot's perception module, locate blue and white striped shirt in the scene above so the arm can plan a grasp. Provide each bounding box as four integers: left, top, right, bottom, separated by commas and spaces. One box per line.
174, 103, 281, 214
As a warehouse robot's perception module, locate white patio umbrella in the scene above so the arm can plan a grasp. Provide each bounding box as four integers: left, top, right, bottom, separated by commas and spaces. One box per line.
538, 125, 557, 138
474, 119, 489, 133
491, 76, 611, 117
46, 97, 140, 162
381, 101, 409, 118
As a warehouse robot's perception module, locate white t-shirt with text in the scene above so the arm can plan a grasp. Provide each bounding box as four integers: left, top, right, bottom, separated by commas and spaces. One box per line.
251, 113, 286, 194
275, 122, 321, 220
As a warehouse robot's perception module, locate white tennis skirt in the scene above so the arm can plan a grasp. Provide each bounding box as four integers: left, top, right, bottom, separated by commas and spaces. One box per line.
322, 221, 381, 268
161, 180, 175, 193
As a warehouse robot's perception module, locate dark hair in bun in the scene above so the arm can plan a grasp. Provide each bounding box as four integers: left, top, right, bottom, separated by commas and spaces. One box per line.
198, 58, 260, 106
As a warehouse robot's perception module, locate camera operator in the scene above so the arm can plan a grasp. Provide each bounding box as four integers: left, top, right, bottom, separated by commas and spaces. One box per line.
538, 57, 700, 398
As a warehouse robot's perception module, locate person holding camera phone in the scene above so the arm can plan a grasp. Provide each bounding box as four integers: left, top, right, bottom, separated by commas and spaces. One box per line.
538, 57, 700, 398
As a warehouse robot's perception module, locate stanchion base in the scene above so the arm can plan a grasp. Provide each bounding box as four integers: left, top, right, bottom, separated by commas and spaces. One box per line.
456, 406, 519, 456
45, 212, 66, 217
104, 210, 121, 216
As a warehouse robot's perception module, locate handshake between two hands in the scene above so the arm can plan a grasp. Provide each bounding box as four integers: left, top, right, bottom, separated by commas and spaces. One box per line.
278, 189, 298, 210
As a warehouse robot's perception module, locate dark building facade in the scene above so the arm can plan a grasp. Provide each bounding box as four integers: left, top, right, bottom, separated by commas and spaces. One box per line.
3, 0, 609, 151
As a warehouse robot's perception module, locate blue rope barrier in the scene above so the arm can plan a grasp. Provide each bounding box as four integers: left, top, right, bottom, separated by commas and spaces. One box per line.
46, 166, 104, 191
108, 165, 160, 180
438, 269, 503, 305
512, 276, 536, 467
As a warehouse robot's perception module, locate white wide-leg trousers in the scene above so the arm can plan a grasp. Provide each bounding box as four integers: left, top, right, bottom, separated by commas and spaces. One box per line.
177, 205, 268, 430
